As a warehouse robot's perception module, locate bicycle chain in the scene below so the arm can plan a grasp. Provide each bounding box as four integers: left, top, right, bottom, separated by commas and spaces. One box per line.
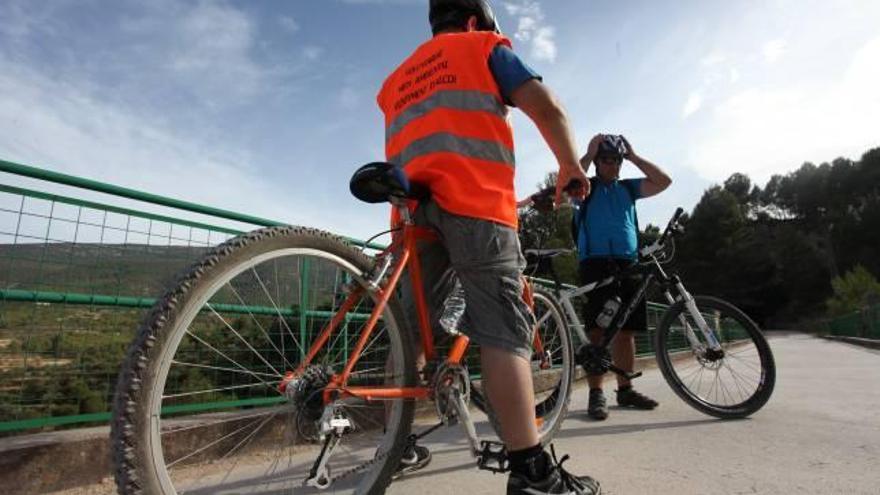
324, 448, 392, 486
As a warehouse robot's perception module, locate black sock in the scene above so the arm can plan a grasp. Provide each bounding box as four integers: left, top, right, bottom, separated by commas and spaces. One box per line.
509, 444, 550, 481
589, 387, 603, 393
618, 384, 632, 392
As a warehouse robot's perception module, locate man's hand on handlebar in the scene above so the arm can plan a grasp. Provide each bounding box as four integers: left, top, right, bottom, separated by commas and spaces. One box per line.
555, 164, 590, 207
520, 177, 588, 213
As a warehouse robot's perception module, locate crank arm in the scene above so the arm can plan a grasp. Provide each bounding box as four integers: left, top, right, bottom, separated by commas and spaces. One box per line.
609, 364, 642, 381
449, 386, 481, 457
305, 432, 341, 489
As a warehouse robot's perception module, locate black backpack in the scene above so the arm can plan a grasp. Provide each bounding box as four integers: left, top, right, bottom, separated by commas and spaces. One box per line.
570, 177, 640, 251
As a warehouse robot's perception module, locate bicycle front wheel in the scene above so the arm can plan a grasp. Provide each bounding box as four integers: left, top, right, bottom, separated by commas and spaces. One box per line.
111, 226, 416, 495
529, 286, 575, 441
655, 295, 775, 419
472, 284, 574, 444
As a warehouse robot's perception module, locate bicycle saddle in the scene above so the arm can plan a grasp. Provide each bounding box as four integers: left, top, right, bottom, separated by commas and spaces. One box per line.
349, 162, 429, 204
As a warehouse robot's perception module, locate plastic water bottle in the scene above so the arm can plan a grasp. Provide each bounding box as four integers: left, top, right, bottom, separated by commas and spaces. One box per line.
595, 296, 622, 329
439, 280, 466, 335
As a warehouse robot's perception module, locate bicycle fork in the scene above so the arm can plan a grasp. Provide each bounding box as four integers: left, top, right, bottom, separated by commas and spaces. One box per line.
664, 277, 723, 353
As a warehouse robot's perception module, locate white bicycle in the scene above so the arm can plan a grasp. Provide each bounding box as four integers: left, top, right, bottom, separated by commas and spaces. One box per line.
523, 207, 776, 419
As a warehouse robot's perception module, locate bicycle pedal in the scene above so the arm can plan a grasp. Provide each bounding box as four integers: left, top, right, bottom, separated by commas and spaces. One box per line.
476, 440, 509, 474
608, 364, 642, 381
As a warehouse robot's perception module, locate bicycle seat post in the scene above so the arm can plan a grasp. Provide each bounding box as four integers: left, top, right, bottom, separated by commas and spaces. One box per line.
391, 197, 414, 225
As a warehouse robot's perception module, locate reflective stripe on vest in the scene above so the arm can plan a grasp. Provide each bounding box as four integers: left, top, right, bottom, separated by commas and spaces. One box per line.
388, 132, 515, 169
377, 31, 517, 227
385, 89, 506, 143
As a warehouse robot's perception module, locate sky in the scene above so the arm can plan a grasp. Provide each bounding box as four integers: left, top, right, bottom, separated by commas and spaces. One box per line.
1, 0, 878, 241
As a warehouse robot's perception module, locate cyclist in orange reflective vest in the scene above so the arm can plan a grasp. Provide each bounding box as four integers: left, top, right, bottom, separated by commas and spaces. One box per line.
376, 2, 600, 494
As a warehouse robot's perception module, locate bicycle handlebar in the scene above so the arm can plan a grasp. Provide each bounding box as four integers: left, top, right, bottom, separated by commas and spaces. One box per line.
640, 207, 685, 259
518, 179, 586, 212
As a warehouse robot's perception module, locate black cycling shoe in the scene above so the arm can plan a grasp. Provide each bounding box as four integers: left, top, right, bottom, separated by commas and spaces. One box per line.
507, 446, 601, 495
616, 387, 658, 410
392, 443, 432, 480
587, 389, 608, 420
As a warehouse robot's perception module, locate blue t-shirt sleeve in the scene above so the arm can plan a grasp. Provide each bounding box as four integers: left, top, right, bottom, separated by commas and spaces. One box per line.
488, 45, 542, 106
622, 178, 645, 200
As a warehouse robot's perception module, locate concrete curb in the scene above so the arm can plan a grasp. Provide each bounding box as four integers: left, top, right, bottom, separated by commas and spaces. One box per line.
0, 425, 111, 494
822, 335, 880, 350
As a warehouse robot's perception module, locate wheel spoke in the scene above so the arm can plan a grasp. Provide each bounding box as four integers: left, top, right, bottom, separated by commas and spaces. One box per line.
206, 303, 283, 377
171, 360, 280, 379
251, 266, 306, 359
226, 281, 297, 372
167, 412, 273, 468
163, 382, 272, 400
118, 239, 481, 493
183, 329, 283, 391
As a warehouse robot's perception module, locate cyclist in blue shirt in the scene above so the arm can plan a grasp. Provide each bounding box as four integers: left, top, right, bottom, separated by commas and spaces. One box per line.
573, 134, 672, 420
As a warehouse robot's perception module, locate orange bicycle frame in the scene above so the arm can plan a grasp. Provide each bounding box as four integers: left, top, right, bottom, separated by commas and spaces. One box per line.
288, 205, 543, 403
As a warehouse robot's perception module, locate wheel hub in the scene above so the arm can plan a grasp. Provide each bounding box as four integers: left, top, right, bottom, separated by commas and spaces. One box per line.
280, 365, 334, 421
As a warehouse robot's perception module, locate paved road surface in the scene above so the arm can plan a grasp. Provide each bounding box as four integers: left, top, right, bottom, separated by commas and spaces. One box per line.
388, 334, 879, 495
51, 334, 880, 495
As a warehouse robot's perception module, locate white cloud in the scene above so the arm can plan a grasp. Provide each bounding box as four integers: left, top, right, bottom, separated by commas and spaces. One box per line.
0, 2, 385, 242
110, 1, 291, 111
729, 67, 740, 84
682, 92, 703, 118
166, 2, 266, 103
341, 0, 422, 3
303, 46, 324, 61
688, 37, 880, 184
762, 39, 786, 63
0, 55, 279, 220
502, 1, 557, 63
701, 52, 727, 66
531, 26, 557, 63
279, 16, 299, 34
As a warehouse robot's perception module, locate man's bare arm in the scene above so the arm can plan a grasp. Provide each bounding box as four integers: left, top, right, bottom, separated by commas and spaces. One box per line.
510, 79, 589, 203
631, 154, 672, 198
618, 136, 671, 198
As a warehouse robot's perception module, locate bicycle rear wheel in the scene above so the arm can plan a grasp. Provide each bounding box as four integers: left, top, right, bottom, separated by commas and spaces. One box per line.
655, 295, 775, 419
472, 285, 574, 444
111, 226, 416, 495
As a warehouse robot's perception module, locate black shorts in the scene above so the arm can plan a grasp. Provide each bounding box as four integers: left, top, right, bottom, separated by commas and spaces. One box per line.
579, 258, 648, 332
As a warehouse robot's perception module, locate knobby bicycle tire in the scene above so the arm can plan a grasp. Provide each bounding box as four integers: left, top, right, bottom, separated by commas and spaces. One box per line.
654, 295, 776, 419
111, 226, 416, 495
471, 285, 575, 444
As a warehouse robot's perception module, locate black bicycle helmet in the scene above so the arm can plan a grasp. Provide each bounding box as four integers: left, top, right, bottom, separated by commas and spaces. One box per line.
429, 0, 500, 34
594, 134, 628, 163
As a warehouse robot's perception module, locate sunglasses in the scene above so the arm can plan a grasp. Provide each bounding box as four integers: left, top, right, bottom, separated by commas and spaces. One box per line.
597, 155, 622, 165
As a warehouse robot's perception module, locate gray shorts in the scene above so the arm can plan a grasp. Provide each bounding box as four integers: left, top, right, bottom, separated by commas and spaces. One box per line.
398, 200, 535, 359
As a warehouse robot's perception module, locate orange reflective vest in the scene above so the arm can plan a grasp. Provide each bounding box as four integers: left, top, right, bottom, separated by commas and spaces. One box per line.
377, 31, 517, 228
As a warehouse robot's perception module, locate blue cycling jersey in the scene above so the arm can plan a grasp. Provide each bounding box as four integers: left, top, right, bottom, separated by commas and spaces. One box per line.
575, 178, 644, 261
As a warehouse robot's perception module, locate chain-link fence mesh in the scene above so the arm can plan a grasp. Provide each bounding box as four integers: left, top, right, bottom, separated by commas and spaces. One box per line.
1, 159, 682, 435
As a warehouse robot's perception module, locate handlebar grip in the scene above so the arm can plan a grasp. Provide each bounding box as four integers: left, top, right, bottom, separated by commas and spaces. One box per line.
673, 207, 684, 221
563, 178, 584, 193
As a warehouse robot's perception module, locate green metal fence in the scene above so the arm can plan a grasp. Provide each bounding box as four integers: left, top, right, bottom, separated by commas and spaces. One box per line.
0, 159, 387, 434
0, 158, 677, 435
821, 304, 880, 340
